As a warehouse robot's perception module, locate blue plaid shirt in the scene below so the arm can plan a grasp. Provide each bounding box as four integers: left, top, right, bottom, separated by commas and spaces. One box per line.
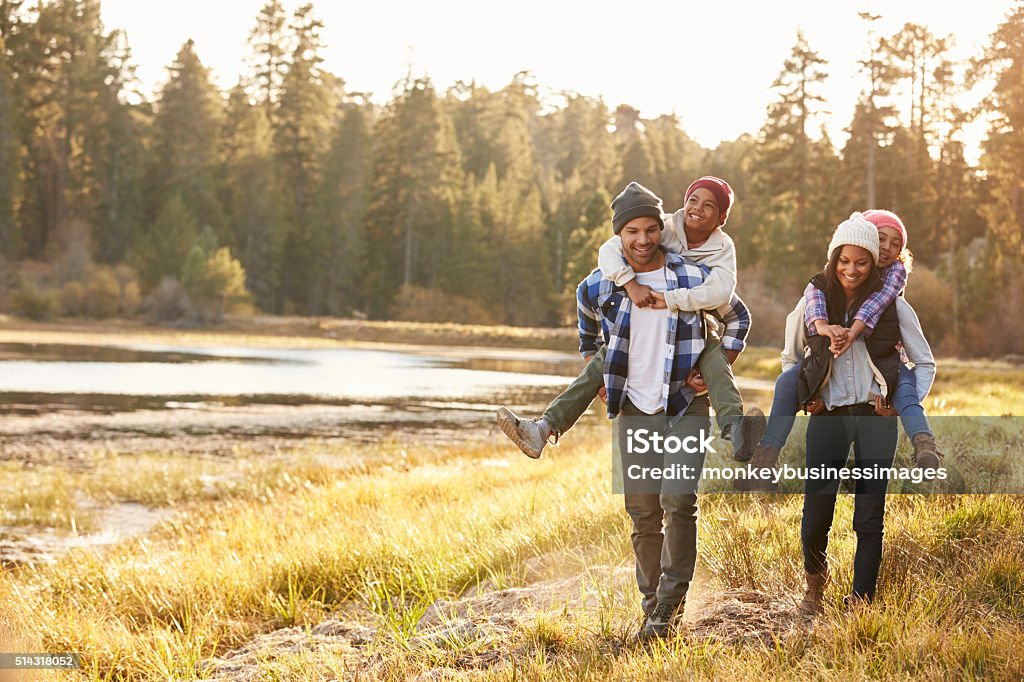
577, 251, 751, 419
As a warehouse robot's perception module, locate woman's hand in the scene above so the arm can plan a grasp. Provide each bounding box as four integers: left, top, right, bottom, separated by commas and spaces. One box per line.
874, 395, 898, 417
624, 280, 657, 308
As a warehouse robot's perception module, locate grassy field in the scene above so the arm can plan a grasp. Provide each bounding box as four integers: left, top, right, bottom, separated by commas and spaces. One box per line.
2, 424, 1023, 679
1, 318, 1022, 679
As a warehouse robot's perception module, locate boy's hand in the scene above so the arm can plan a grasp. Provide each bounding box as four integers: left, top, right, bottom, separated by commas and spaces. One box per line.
685, 368, 707, 393
649, 292, 668, 309
624, 280, 657, 308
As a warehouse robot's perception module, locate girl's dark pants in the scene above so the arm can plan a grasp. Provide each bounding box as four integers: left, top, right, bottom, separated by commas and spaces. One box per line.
801, 404, 897, 601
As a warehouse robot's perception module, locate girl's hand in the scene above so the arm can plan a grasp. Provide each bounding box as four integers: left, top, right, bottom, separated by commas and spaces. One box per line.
874, 395, 898, 417
624, 280, 656, 308
804, 397, 826, 415
649, 291, 668, 309
834, 327, 861, 358
824, 325, 850, 356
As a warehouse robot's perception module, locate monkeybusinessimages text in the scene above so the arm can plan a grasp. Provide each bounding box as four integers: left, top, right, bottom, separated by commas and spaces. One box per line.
624, 428, 948, 485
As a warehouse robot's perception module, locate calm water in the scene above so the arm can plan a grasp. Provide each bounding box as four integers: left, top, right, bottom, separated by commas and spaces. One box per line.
0, 342, 582, 412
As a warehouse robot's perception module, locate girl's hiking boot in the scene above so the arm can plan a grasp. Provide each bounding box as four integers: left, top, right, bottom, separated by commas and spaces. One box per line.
911, 433, 941, 470
798, 567, 830, 616
732, 407, 767, 462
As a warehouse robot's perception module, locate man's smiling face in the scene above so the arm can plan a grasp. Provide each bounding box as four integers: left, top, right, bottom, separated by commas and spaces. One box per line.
620, 216, 663, 271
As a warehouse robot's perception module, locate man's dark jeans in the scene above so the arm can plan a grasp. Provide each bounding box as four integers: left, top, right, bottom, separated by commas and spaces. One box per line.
801, 404, 897, 601
619, 395, 710, 614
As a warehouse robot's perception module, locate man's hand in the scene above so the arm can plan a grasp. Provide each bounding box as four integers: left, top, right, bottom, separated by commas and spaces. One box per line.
874, 395, 898, 417
725, 349, 740, 365
803, 397, 826, 415
597, 386, 608, 405
624, 280, 657, 308
685, 368, 707, 393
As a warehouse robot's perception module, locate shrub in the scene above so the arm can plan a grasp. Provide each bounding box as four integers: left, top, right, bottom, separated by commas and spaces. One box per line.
59, 281, 87, 316
144, 277, 191, 322
393, 285, 498, 325
904, 265, 953, 349
84, 267, 121, 318
9, 281, 58, 320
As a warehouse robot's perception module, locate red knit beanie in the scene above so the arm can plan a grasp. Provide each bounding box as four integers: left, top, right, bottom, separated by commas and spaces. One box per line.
683, 176, 734, 226
862, 209, 908, 250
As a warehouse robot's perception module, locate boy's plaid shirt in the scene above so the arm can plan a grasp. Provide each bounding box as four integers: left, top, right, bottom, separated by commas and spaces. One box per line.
576, 251, 751, 419
804, 260, 908, 335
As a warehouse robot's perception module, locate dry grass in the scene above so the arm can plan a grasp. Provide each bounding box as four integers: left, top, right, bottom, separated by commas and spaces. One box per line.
0, 423, 1022, 680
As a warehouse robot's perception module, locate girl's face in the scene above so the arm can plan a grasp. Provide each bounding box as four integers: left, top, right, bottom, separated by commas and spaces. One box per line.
835, 245, 875, 293
877, 227, 903, 268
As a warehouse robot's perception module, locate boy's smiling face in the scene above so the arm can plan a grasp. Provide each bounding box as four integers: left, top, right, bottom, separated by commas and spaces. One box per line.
876, 226, 902, 268
683, 188, 720, 236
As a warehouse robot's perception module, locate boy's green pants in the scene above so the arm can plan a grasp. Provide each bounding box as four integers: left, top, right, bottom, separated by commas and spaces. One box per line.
541, 334, 743, 436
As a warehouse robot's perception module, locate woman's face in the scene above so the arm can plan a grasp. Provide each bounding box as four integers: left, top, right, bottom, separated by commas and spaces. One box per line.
877, 227, 903, 268
835, 245, 874, 293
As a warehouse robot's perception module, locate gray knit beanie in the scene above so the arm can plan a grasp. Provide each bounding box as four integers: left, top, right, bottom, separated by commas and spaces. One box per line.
827, 212, 880, 264
611, 182, 665, 235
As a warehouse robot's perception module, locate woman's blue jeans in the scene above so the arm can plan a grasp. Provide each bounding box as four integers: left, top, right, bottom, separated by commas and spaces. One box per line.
761, 363, 932, 451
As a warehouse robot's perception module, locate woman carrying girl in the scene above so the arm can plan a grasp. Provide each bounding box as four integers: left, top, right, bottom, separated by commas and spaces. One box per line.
779, 214, 936, 612
737, 209, 941, 492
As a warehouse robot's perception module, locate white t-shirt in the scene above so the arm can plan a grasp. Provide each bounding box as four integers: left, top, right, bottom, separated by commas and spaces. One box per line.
626, 268, 670, 414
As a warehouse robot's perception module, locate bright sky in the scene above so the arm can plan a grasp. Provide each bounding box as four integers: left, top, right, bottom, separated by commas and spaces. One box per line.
100, 0, 1012, 162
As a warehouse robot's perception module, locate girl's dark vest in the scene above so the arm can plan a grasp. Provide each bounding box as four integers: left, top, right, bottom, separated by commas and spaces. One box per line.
797, 272, 902, 410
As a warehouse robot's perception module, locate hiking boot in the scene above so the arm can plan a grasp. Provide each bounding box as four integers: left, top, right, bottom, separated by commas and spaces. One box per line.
798, 568, 830, 616
911, 433, 941, 470
732, 407, 767, 462
843, 593, 871, 611
747, 443, 781, 492
496, 407, 551, 459
637, 601, 681, 642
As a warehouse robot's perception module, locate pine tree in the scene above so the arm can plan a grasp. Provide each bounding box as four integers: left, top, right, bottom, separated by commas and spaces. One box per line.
751, 31, 832, 281
14, 0, 127, 258
311, 102, 372, 315
974, 1, 1024, 255
364, 76, 461, 317
0, 33, 19, 258
274, 2, 333, 311
149, 39, 225, 241
222, 83, 283, 312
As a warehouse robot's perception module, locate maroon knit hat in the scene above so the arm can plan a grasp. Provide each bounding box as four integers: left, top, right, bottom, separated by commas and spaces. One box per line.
862, 209, 908, 250
683, 176, 734, 226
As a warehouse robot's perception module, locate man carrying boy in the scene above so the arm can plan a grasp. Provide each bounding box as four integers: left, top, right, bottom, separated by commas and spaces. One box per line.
552, 183, 747, 640
497, 176, 750, 460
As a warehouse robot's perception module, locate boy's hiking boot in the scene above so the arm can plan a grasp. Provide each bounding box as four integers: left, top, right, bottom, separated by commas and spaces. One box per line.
732, 407, 767, 462
496, 407, 552, 459
911, 433, 941, 470
798, 568, 830, 617
636, 601, 681, 643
